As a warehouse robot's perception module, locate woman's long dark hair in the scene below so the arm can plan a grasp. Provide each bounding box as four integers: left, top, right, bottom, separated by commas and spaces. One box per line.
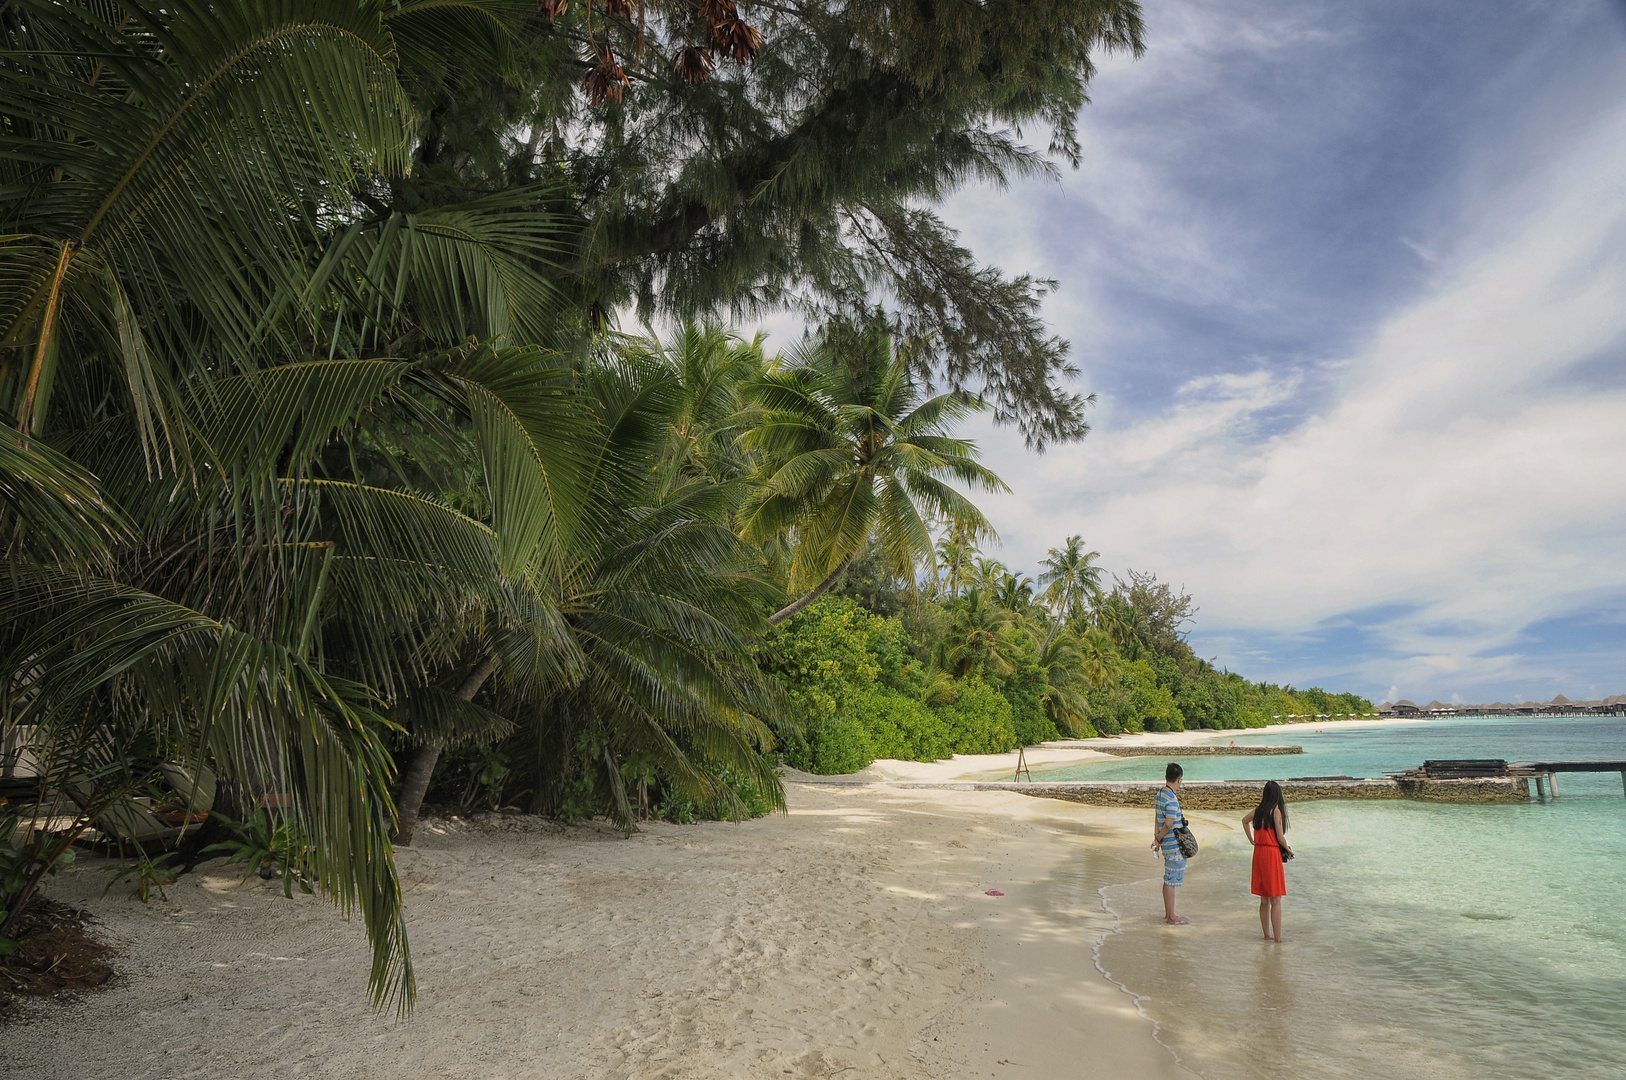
1253, 780, 1288, 834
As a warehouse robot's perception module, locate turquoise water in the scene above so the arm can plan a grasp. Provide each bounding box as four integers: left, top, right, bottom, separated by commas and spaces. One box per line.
1087, 717, 1626, 1079
1041, 713, 1626, 796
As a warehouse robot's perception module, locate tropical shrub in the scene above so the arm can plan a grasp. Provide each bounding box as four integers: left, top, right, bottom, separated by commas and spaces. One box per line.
933, 678, 1020, 755
856, 689, 954, 764
1125, 659, 1183, 732
991, 631, 1060, 746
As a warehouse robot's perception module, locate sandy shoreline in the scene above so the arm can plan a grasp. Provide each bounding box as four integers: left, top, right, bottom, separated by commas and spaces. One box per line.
4, 783, 1196, 1079
834, 716, 1432, 786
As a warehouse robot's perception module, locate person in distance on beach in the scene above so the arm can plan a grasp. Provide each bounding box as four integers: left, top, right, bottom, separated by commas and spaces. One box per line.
1152, 762, 1189, 925
1242, 779, 1293, 942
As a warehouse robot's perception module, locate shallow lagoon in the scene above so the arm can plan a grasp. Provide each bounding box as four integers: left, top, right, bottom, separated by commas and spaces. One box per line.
1040, 713, 1626, 795
1085, 716, 1626, 1079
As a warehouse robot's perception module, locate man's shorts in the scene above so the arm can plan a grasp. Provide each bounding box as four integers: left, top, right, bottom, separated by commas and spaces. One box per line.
1163, 853, 1186, 887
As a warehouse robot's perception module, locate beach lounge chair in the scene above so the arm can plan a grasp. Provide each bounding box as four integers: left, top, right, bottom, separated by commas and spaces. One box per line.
65, 762, 218, 854
158, 762, 217, 817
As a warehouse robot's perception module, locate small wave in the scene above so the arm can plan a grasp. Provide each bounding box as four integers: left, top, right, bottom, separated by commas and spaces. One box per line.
1460, 912, 1514, 921
1092, 879, 1190, 1070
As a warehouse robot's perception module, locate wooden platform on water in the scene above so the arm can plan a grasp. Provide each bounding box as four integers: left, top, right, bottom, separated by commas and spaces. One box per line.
1389, 759, 1626, 798
1511, 760, 1626, 798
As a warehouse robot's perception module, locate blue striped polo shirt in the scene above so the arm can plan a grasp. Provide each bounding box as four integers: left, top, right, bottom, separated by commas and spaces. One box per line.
1155, 786, 1183, 856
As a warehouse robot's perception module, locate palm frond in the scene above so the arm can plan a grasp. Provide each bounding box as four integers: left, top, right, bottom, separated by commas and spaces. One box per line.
0, 426, 131, 564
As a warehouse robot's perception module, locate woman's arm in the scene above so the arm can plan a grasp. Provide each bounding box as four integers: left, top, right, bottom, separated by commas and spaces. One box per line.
1274, 808, 1291, 854
1241, 813, 1254, 845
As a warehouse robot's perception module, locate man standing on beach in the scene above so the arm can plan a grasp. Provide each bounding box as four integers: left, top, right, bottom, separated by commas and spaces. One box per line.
1152, 762, 1190, 925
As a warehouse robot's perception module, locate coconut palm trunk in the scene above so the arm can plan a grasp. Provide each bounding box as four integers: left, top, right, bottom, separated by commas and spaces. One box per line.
767, 553, 857, 626
392, 656, 495, 846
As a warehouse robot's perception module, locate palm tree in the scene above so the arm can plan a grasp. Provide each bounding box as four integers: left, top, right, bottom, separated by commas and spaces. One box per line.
0, 0, 574, 1010
936, 587, 1022, 679
737, 325, 1006, 625
629, 322, 766, 495
502, 356, 786, 828
1037, 536, 1105, 651
968, 556, 1009, 594
1031, 629, 1091, 735
993, 570, 1036, 614
1078, 626, 1122, 687
390, 346, 790, 844
1094, 595, 1149, 660
933, 525, 979, 599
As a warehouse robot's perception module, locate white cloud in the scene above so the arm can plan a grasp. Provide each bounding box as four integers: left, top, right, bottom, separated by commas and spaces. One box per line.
967, 92, 1626, 694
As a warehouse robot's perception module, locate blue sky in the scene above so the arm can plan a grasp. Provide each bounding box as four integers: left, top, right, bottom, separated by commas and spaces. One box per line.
925, 0, 1626, 704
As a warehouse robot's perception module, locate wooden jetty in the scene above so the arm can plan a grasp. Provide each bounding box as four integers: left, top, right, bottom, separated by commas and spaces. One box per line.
1510, 759, 1626, 799
1391, 759, 1626, 799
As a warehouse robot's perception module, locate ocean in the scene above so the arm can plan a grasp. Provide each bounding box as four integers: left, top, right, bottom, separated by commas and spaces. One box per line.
1061, 716, 1626, 1079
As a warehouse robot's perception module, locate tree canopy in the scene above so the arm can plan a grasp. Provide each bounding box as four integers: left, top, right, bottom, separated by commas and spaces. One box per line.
0, 0, 1181, 1017
382, 0, 1148, 447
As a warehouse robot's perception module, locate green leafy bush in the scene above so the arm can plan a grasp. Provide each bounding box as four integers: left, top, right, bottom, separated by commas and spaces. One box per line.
934, 678, 1020, 754
206, 811, 316, 899
857, 688, 953, 762
991, 631, 1059, 746
761, 599, 1044, 772
1124, 659, 1183, 732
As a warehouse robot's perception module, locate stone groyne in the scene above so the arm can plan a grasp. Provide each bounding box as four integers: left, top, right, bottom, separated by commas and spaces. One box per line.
1084, 744, 1303, 757
891, 776, 1530, 808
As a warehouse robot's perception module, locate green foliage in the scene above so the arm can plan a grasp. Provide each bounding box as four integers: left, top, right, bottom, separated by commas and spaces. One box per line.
989, 632, 1060, 746
935, 678, 1021, 755
1234, 683, 1374, 726
1, 814, 74, 920
853, 690, 955, 764
757, 597, 925, 773
760, 597, 1037, 773
756, 597, 894, 715
102, 852, 178, 905
511, 2, 1148, 446
740, 324, 1006, 606
829, 541, 915, 618
206, 812, 317, 900
642, 764, 779, 825
1123, 659, 1182, 733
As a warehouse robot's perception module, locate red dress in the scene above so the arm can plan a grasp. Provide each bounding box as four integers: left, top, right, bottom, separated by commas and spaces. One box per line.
1251, 826, 1286, 898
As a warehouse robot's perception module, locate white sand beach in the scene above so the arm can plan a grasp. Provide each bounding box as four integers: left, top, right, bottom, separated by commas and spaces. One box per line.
850, 717, 1427, 785
4, 781, 1201, 1080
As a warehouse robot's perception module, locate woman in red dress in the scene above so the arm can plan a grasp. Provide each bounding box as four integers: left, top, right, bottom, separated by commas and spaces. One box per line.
1242, 780, 1293, 942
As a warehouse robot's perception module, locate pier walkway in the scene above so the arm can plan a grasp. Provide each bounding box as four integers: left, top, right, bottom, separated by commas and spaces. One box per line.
1509, 759, 1626, 799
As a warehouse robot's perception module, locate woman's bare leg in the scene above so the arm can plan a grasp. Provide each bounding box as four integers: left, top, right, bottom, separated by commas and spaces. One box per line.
1270, 896, 1283, 942
1259, 897, 1271, 939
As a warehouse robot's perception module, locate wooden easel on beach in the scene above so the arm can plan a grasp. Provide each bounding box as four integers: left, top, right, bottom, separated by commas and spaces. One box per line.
1014, 746, 1032, 783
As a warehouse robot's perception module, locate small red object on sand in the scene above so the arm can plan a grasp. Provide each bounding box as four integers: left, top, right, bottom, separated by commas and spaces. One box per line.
985, 890, 1004, 896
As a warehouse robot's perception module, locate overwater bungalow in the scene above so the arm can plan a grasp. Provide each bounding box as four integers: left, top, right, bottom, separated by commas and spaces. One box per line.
1377, 696, 1624, 719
